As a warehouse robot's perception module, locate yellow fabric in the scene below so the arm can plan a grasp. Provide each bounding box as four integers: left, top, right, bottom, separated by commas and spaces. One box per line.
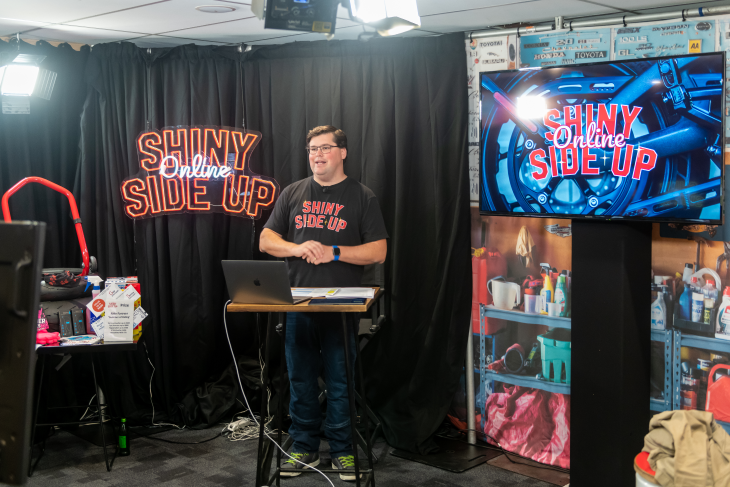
515, 226, 535, 268
643, 410, 730, 487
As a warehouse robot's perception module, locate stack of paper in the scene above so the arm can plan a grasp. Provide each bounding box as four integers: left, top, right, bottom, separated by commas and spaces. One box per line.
291, 288, 375, 299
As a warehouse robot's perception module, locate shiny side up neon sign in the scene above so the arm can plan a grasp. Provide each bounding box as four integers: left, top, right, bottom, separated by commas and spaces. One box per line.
121, 126, 279, 219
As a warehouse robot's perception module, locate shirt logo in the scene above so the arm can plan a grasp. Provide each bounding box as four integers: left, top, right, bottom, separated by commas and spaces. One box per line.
295, 200, 347, 232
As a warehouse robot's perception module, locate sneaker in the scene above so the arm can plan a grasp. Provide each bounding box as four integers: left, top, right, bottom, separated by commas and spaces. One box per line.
280, 452, 320, 477
332, 455, 362, 481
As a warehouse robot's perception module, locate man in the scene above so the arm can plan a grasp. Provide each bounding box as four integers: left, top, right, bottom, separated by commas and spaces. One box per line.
260, 125, 388, 481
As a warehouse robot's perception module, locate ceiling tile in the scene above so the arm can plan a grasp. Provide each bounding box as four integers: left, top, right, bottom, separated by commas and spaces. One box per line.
1, 1, 165, 25
0, 17, 53, 37
416, 0, 538, 17
66, 0, 257, 35
28, 24, 145, 45
420, 0, 618, 33
130, 35, 229, 47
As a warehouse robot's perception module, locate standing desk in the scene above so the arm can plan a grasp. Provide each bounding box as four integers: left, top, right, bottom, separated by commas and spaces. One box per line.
227, 287, 384, 487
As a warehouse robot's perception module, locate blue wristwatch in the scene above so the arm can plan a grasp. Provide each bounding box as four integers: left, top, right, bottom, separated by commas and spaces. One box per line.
332, 245, 340, 261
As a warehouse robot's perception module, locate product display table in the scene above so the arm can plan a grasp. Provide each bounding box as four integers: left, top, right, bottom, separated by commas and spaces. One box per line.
30, 342, 137, 475
227, 287, 384, 487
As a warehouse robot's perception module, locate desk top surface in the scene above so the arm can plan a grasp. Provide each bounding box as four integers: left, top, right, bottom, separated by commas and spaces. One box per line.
36, 342, 138, 354
227, 287, 383, 313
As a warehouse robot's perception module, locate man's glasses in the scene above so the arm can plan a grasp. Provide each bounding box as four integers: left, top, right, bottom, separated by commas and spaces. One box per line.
306, 145, 339, 155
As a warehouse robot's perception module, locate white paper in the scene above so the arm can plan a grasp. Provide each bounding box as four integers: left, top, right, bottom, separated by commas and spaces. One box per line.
91, 316, 105, 339
123, 285, 141, 301
326, 288, 375, 299
105, 291, 135, 342
133, 306, 148, 326
291, 288, 340, 297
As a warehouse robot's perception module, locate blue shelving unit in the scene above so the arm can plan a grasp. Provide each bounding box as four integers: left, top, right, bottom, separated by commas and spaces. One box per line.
650, 329, 672, 413
672, 330, 730, 411
477, 304, 571, 434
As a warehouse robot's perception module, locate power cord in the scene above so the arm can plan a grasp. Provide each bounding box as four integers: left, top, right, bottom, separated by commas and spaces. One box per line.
130, 427, 222, 445
143, 341, 186, 430
223, 300, 335, 487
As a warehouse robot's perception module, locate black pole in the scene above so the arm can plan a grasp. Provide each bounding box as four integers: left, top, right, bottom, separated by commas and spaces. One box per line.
276, 312, 286, 487
341, 312, 361, 486
571, 220, 651, 486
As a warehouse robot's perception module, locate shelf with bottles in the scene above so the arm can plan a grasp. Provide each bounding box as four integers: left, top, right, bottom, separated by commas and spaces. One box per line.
481, 304, 571, 329
675, 331, 730, 355
483, 370, 571, 395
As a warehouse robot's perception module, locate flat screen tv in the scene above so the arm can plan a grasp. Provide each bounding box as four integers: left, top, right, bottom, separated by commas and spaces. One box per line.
479, 52, 724, 223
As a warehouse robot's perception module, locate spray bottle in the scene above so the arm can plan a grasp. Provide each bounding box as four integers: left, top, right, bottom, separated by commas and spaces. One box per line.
540, 263, 553, 315
86, 276, 103, 334
555, 275, 568, 317
651, 288, 667, 330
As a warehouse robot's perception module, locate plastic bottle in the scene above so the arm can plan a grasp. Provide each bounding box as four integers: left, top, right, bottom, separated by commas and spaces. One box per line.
683, 263, 695, 283
703, 278, 719, 325
651, 290, 667, 330
540, 264, 554, 315
86, 276, 103, 334
690, 276, 700, 294
555, 275, 568, 317
716, 287, 730, 341
679, 282, 692, 321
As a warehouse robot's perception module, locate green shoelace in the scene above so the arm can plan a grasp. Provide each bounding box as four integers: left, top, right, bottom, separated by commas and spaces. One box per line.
337, 455, 355, 468
285, 452, 305, 465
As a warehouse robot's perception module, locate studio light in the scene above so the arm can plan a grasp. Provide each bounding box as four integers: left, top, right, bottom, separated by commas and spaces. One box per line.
347, 0, 420, 36
0, 53, 57, 115
516, 95, 548, 120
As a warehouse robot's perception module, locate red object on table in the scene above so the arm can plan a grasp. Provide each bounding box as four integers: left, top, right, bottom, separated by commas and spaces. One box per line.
2, 176, 90, 276
634, 451, 659, 484
472, 247, 507, 334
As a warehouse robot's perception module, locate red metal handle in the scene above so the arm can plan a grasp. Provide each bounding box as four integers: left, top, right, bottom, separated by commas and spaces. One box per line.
2, 177, 90, 276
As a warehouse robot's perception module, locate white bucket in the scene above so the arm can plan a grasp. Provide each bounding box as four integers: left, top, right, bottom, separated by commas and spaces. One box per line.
636, 472, 659, 486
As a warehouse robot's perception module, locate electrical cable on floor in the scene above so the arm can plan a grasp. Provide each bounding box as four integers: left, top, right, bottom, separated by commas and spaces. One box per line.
223, 300, 336, 487
143, 341, 186, 430
130, 427, 222, 445
454, 428, 570, 473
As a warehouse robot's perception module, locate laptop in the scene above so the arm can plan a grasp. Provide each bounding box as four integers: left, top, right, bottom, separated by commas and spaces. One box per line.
222, 260, 308, 305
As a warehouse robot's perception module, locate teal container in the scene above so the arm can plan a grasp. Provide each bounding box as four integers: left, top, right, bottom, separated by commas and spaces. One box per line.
537, 329, 571, 385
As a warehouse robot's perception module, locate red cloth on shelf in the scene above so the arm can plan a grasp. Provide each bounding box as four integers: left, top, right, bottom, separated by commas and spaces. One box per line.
484, 385, 570, 469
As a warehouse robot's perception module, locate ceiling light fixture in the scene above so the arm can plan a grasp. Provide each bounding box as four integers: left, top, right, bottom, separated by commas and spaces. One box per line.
0, 52, 57, 115
195, 5, 237, 13
346, 0, 420, 36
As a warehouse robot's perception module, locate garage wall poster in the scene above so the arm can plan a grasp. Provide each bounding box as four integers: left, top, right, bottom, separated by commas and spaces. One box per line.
467, 36, 516, 203
613, 19, 716, 60
519, 28, 611, 68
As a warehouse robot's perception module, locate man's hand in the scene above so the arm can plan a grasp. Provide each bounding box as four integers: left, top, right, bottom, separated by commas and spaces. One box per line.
292, 241, 332, 265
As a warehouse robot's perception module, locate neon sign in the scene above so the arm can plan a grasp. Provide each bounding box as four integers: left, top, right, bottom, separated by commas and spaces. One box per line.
528, 104, 658, 181
121, 126, 279, 219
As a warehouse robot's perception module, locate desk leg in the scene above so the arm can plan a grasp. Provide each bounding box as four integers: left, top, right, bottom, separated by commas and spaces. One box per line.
276, 312, 285, 487
91, 357, 111, 471
28, 354, 46, 477
256, 312, 273, 487
341, 312, 361, 487
356, 317, 375, 486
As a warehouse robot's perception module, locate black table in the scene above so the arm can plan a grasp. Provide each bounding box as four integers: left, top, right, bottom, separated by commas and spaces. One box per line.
30, 342, 137, 475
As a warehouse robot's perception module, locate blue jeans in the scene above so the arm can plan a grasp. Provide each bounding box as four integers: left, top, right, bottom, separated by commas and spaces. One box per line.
285, 312, 358, 456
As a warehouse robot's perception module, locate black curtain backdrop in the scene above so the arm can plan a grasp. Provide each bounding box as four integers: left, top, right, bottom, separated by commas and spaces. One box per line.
77, 43, 263, 425
0, 40, 89, 269
8, 35, 470, 452
242, 33, 471, 453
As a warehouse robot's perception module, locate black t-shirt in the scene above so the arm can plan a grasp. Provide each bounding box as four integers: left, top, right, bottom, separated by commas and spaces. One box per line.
263, 177, 389, 287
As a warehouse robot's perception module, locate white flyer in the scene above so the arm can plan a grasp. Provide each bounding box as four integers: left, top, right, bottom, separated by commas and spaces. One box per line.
104, 287, 135, 342
133, 307, 148, 326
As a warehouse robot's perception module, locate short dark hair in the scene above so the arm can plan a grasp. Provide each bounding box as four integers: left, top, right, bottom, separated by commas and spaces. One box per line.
306, 125, 347, 150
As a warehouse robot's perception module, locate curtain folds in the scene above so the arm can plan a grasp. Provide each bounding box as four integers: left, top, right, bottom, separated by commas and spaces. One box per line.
0, 40, 89, 269
243, 33, 471, 453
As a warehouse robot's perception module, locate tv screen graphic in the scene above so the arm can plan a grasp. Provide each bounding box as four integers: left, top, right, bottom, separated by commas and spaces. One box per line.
479, 52, 724, 223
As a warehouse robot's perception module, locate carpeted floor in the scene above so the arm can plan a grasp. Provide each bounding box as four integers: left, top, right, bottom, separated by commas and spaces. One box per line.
24, 426, 561, 486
